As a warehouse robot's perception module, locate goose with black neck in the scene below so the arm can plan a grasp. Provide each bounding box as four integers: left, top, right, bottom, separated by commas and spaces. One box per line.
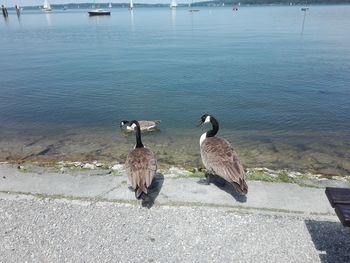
125, 120, 157, 200
198, 114, 248, 195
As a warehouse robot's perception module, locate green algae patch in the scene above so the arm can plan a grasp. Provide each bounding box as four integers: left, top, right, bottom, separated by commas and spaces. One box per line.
246, 170, 277, 183
246, 168, 322, 188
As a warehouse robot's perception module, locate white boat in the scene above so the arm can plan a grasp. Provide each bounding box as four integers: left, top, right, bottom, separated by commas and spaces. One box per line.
129, 0, 133, 10
42, 0, 52, 12
109, 3, 112, 8
88, 8, 111, 16
170, 0, 177, 9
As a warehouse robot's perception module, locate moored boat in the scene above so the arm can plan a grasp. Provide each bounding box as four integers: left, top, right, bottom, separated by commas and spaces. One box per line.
42, 0, 52, 12
88, 9, 111, 16
170, 0, 177, 9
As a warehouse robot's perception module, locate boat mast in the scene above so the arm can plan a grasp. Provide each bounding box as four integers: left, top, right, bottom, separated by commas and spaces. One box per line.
170, 0, 177, 9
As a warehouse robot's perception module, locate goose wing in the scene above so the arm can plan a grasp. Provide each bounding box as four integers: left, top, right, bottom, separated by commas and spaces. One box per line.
126, 148, 157, 195
201, 137, 247, 194
139, 120, 161, 130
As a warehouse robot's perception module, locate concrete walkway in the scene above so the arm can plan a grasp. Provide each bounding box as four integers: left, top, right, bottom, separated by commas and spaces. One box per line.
0, 164, 338, 215
1, 164, 350, 262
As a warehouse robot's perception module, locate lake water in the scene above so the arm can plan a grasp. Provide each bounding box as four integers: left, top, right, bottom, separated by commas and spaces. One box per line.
1, 5, 350, 175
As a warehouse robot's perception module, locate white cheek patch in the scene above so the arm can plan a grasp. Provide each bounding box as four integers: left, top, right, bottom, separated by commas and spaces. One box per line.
204, 115, 211, 123
130, 123, 137, 129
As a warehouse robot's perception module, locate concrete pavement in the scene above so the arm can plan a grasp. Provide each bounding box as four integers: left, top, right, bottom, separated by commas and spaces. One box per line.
0, 164, 341, 215
1, 164, 350, 262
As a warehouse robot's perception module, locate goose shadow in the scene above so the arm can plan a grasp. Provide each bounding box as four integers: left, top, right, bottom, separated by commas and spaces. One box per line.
305, 219, 350, 262
199, 174, 247, 203
142, 173, 164, 209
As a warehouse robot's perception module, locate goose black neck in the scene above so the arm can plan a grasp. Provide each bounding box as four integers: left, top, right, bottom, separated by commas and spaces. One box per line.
207, 117, 219, 137
134, 125, 144, 148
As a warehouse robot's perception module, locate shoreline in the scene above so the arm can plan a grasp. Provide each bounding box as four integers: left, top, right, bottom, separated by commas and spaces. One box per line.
1, 124, 350, 177
3, 160, 349, 189
0, 161, 346, 215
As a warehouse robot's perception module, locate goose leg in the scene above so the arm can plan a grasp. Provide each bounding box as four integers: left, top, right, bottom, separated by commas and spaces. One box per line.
197, 173, 210, 185
213, 175, 226, 187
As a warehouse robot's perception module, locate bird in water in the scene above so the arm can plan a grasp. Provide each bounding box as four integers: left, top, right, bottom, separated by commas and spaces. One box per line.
125, 120, 157, 200
120, 120, 161, 133
198, 114, 248, 195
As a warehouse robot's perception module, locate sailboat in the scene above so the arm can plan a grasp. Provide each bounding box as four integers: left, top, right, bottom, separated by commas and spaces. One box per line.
129, 0, 133, 10
301, 0, 309, 11
233, 2, 239, 11
109, 3, 112, 8
189, 0, 200, 12
15, 5, 21, 16
170, 0, 177, 9
42, 0, 52, 12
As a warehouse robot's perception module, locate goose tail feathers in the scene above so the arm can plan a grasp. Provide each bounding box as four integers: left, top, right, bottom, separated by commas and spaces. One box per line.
233, 178, 248, 195
135, 187, 148, 200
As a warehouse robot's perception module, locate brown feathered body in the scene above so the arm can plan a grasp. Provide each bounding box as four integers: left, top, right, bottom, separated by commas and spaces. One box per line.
200, 136, 248, 195
126, 147, 157, 199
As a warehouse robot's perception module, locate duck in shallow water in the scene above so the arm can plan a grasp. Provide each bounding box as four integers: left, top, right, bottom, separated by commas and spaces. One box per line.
198, 114, 248, 195
120, 120, 161, 132
125, 120, 157, 200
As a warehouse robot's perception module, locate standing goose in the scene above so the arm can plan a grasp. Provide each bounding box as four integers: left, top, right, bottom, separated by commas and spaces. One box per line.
198, 114, 248, 195
120, 120, 161, 132
125, 120, 157, 200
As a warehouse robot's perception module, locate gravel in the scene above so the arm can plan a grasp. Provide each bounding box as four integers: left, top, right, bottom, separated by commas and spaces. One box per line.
1, 197, 350, 263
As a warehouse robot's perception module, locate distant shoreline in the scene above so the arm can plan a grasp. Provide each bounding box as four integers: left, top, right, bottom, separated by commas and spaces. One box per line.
5, 2, 350, 10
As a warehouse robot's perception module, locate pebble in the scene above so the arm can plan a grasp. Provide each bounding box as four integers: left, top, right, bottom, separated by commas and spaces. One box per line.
82, 163, 95, 170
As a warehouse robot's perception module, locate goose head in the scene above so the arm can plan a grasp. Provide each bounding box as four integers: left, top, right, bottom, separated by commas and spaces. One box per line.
199, 114, 212, 125
120, 120, 135, 132
198, 114, 219, 145
120, 120, 129, 126
120, 120, 129, 128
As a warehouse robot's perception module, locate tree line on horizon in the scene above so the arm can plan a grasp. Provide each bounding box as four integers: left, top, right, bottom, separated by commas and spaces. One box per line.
197, 0, 350, 6
9, 0, 350, 9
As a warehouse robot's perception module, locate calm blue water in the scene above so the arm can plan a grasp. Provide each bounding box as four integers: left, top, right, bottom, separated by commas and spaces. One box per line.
1, 6, 350, 174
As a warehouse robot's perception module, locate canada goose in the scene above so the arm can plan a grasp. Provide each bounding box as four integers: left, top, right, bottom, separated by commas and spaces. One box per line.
120, 120, 161, 132
125, 120, 157, 200
198, 114, 248, 195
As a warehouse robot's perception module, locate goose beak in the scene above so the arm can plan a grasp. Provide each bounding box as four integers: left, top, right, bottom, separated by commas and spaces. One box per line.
196, 120, 203, 127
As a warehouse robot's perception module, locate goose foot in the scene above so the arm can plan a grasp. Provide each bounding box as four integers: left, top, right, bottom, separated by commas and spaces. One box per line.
197, 174, 210, 185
